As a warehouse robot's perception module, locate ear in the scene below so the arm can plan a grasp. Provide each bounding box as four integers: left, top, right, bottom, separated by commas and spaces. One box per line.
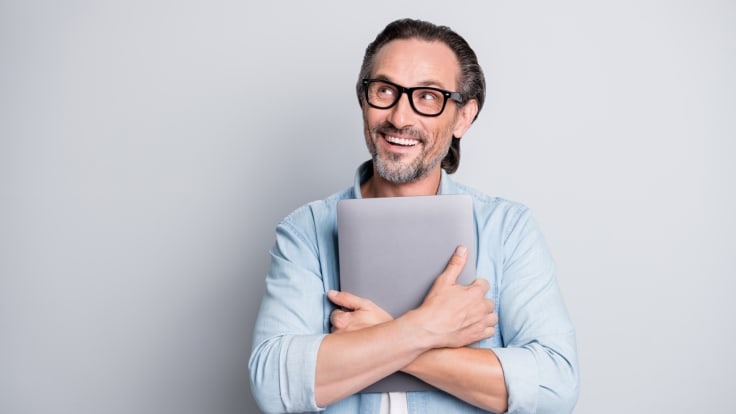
452, 99, 479, 139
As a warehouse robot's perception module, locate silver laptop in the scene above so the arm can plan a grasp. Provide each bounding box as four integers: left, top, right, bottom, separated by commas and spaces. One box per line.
337, 194, 477, 393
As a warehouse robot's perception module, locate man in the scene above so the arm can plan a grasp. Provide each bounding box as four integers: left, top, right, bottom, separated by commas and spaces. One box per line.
249, 18, 579, 414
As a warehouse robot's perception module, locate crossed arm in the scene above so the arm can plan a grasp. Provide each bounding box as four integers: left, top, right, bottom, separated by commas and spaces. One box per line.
315, 246, 509, 413
251, 208, 578, 413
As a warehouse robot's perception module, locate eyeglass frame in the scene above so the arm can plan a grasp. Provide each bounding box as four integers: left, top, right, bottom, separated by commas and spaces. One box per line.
361, 79, 464, 117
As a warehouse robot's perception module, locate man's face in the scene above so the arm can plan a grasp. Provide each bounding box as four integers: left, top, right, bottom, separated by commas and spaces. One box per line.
362, 38, 468, 184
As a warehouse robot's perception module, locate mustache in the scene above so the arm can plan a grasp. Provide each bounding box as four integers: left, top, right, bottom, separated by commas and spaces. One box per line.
373, 122, 426, 141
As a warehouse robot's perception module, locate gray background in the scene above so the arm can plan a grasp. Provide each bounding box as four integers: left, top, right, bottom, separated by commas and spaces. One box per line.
1, 1, 734, 413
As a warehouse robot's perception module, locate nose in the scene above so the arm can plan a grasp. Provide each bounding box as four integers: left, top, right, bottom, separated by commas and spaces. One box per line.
386, 91, 416, 129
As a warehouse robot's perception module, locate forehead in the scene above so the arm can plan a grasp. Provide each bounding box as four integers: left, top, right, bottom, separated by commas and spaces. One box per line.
371, 38, 460, 89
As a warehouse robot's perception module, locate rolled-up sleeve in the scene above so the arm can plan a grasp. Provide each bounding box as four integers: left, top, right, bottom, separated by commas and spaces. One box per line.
249, 213, 328, 413
492, 208, 580, 414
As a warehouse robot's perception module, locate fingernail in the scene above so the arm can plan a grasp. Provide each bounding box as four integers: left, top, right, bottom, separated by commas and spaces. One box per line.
455, 245, 467, 257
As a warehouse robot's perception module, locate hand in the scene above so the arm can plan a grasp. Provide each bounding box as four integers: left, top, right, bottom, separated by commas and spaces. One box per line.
327, 290, 393, 334
413, 245, 498, 349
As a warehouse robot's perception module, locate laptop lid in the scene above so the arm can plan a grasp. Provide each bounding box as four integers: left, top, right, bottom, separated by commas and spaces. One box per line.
336, 194, 477, 393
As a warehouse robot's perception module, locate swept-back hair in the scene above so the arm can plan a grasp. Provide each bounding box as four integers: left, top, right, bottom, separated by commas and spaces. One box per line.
356, 18, 486, 173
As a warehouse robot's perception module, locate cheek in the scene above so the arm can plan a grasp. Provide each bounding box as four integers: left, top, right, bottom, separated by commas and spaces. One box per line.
439, 115, 460, 140
429, 120, 455, 143
364, 108, 385, 129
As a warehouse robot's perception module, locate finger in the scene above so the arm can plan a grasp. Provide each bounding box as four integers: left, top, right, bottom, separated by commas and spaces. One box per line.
484, 325, 496, 339
327, 289, 367, 311
485, 298, 496, 314
433, 245, 468, 288
488, 312, 499, 327
469, 277, 490, 294
330, 309, 346, 329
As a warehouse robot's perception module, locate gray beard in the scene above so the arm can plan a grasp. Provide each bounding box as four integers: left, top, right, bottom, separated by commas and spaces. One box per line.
372, 149, 443, 184
366, 121, 448, 184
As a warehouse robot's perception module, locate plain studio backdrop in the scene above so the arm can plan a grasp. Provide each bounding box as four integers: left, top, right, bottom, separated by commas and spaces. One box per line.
1, 1, 734, 413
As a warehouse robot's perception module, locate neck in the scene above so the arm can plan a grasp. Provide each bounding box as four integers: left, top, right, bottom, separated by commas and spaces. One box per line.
361, 165, 442, 198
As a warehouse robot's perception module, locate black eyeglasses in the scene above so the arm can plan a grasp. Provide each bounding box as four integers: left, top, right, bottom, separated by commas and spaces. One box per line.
362, 79, 464, 117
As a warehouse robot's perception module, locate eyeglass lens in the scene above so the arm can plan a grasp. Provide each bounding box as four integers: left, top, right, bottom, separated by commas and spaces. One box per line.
366, 81, 447, 116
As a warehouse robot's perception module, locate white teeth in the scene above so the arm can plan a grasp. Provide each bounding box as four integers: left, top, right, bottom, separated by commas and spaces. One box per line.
385, 135, 419, 146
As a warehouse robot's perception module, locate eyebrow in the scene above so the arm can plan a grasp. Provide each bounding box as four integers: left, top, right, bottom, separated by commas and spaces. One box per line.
372, 74, 452, 90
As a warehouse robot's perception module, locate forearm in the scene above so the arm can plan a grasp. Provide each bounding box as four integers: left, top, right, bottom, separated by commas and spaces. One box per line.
319, 248, 498, 408
403, 347, 508, 413
315, 311, 430, 407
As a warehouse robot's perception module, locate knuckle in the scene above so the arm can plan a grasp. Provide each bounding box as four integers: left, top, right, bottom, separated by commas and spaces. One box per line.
445, 259, 466, 273
448, 255, 466, 266
467, 280, 487, 295
331, 311, 346, 327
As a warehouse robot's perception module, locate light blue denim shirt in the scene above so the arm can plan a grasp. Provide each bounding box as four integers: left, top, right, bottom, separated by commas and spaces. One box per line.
249, 162, 579, 414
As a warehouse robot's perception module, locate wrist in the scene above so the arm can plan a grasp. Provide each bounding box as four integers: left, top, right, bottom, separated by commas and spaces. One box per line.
397, 308, 438, 352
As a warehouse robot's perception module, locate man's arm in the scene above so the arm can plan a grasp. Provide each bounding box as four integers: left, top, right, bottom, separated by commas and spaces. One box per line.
328, 257, 508, 413
328, 209, 579, 413
408, 209, 579, 414
491, 209, 579, 413
249, 217, 331, 413
330, 291, 508, 413
315, 246, 497, 407
402, 347, 508, 413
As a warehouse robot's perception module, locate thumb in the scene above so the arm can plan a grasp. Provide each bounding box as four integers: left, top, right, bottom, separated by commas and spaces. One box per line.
327, 290, 367, 311
433, 245, 468, 288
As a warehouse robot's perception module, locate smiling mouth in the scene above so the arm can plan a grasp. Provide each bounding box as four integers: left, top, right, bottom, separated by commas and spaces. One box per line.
384, 134, 419, 147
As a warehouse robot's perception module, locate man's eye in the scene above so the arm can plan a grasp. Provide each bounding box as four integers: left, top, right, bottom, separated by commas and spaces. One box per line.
377, 87, 395, 95
418, 91, 438, 101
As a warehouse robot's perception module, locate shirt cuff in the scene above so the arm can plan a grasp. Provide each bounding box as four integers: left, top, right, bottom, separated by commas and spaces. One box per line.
492, 347, 538, 414
281, 334, 326, 412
